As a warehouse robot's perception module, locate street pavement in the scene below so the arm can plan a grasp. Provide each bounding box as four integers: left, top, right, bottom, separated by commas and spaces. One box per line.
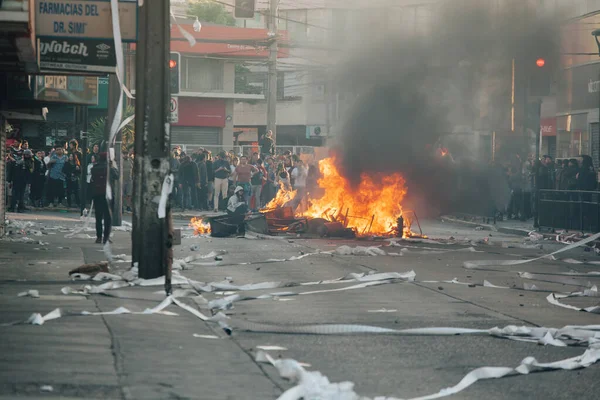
0, 211, 599, 399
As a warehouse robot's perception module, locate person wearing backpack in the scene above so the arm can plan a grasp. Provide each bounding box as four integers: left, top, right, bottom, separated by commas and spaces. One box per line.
250, 158, 267, 210
90, 153, 118, 244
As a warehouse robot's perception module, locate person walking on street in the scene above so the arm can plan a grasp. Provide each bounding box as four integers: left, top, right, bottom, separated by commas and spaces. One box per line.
213, 152, 230, 212
90, 153, 118, 244
46, 147, 67, 207
8, 149, 34, 212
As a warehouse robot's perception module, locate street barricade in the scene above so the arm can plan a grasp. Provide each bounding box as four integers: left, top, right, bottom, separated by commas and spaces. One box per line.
538, 189, 600, 232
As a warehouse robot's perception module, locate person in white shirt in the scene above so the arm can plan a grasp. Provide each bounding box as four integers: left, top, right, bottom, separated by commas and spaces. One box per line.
291, 159, 308, 212
226, 186, 248, 237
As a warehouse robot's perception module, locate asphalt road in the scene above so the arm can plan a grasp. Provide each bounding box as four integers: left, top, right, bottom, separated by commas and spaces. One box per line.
0, 212, 599, 399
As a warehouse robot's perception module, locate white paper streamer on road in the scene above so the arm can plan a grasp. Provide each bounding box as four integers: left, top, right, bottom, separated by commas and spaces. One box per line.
258, 343, 600, 400
518, 272, 594, 287
18, 290, 40, 298
26, 308, 62, 326
464, 232, 600, 269
545, 293, 600, 313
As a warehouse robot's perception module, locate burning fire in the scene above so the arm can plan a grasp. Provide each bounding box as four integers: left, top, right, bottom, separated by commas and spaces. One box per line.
264, 182, 297, 211
190, 217, 211, 235
302, 157, 407, 235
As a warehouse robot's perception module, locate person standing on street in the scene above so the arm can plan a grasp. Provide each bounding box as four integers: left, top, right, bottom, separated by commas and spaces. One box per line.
178, 155, 199, 211
8, 149, 34, 212
250, 158, 267, 210
204, 150, 214, 210
291, 159, 308, 212
90, 153, 118, 244
30, 151, 46, 208
87, 143, 100, 164
69, 139, 83, 167
213, 152, 230, 212
46, 147, 67, 207
196, 152, 208, 211
233, 156, 258, 204
259, 130, 275, 158
64, 153, 81, 208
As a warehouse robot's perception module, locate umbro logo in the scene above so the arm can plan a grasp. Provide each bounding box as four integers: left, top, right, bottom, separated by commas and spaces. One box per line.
96, 43, 111, 52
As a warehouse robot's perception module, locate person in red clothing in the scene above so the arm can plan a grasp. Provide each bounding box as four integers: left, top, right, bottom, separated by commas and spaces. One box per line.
232, 156, 257, 204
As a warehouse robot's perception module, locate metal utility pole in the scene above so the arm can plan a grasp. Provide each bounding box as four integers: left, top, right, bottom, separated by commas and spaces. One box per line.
266, 0, 278, 140
75, 106, 88, 216
106, 76, 122, 226
132, 0, 173, 282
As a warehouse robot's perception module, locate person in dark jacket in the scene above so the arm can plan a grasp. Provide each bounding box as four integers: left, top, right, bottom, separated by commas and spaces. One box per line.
204, 150, 214, 210
577, 155, 597, 191
195, 152, 208, 210
8, 149, 34, 212
64, 153, 81, 208
178, 155, 199, 210
259, 130, 275, 157
30, 151, 47, 207
90, 153, 118, 244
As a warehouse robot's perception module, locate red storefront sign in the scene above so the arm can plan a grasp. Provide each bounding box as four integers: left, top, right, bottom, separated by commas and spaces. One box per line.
541, 117, 556, 136
172, 98, 226, 127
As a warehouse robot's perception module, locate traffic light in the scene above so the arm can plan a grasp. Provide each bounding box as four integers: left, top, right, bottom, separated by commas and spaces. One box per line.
170, 52, 180, 94
529, 57, 552, 97
234, 0, 255, 19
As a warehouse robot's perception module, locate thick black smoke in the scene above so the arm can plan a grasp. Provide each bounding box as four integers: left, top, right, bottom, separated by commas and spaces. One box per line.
332, 1, 562, 216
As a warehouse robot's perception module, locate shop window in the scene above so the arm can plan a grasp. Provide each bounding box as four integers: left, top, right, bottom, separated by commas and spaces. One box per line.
181, 57, 223, 92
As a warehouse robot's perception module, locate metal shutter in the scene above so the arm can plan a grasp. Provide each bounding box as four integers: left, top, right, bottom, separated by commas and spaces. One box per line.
170, 126, 220, 146
592, 123, 599, 169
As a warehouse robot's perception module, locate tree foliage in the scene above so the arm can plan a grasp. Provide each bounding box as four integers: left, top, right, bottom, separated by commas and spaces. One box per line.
235, 64, 263, 95
87, 105, 135, 152
188, 1, 235, 26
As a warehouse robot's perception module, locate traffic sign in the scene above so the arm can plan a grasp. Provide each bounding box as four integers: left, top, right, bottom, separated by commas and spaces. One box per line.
170, 97, 178, 124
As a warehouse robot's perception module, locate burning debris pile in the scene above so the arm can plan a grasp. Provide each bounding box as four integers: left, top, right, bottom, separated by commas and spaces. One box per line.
191, 157, 422, 238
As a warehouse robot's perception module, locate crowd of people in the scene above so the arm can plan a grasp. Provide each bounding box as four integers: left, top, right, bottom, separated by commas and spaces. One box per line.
500, 153, 597, 221
170, 131, 320, 213
5, 139, 134, 215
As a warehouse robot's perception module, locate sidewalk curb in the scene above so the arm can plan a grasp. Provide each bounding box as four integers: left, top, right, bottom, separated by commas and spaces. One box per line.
440, 216, 531, 237
440, 216, 498, 232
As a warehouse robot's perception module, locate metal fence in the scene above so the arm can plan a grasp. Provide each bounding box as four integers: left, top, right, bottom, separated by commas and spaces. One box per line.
172, 144, 323, 158
538, 190, 600, 232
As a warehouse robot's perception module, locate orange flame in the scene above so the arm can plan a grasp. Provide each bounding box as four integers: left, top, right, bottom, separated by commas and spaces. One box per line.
263, 182, 297, 211
190, 217, 211, 235
303, 157, 407, 235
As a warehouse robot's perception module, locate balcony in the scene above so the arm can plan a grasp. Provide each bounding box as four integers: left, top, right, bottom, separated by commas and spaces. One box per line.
0, 0, 38, 73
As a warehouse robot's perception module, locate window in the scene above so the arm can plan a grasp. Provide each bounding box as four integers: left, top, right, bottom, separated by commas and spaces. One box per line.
181, 57, 223, 92
277, 71, 303, 101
